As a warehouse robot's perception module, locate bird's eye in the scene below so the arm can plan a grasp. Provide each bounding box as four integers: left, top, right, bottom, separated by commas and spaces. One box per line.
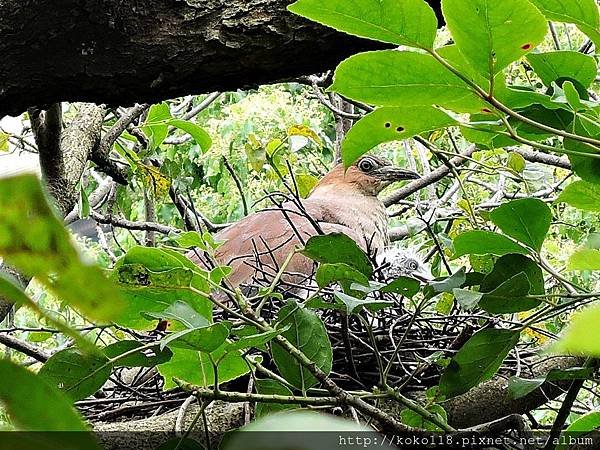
405, 259, 419, 271
358, 159, 374, 172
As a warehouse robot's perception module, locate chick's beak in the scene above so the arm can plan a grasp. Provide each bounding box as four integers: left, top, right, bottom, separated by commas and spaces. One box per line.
377, 167, 421, 182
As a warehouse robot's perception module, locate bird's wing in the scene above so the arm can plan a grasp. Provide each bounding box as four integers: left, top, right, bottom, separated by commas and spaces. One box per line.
186, 201, 364, 289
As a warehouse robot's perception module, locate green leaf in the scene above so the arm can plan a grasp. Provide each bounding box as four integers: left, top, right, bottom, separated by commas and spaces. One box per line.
0, 175, 123, 322
161, 322, 231, 353
225, 327, 289, 353
295, 173, 319, 198
167, 119, 212, 152
301, 233, 372, 277
400, 405, 448, 432
479, 254, 543, 313
527, 51, 597, 88
315, 263, 369, 289
479, 272, 532, 313
0, 131, 9, 152
333, 292, 393, 315
563, 80, 584, 111
158, 346, 252, 390
443, 0, 547, 79
103, 341, 173, 367
143, 300, 210, 329
0, 360, 99, 441
330, 51, 486, 113
528, 0, 600, 47
381, 276, 421, 298
111, 247, 212, 330
39, 348, 111, 402
558, 411, 600, 450
221, 411, 397, 450
255, 379, 297, 418
271, 303, 333, 391
288, 0, 438, 48
554, 304, 600, 356
557, 180, 600, 211
490, 198, 552, 251
568, 249, 600, 271
440, 328, 520, 397
427, 268, 467, 295
453, 230, 530, 257
143, 102, 171, 150
509, 367, 593, 400
507, 152, 526, 173
341, 106, 456, 167
453, 288, 483, 310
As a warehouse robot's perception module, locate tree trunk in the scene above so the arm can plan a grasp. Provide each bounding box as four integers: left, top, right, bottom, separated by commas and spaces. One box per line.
0, 0, 442, 117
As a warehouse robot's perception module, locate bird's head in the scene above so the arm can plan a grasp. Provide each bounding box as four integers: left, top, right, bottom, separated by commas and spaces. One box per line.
314, 155, 420, 196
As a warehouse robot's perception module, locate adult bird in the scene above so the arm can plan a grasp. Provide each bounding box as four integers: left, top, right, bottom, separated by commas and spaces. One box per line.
187, 155, 419, 295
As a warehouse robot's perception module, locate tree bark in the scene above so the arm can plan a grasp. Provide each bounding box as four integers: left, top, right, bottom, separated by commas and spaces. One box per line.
0, 0, 441, 118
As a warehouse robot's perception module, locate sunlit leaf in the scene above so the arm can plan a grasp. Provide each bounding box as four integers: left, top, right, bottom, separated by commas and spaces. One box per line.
443, 0, 547, 80
0, 175, 123, 322
527, 51, 597, 88
557, 180, 600, 211
554, 305, 600, 356
490, 198, 551, 251
330, 51, 486, 113
288, 0, 438, 48
567, 249, 600, 271
341, 106, 456, 167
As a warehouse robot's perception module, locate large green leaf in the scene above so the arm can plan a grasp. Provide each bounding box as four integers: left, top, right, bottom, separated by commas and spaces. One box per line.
39, 348, 111, 402
558, 411, 600, 450
557, 180, 600, 211
490, 198, 551, 251
527, 51, 597, 88
479, 254, 543, 313
568, 249, 600, 271
453, 230, 529, 258
157, 345, 251, 390
330, 50, 486, 113
288, 0, 438, 48
315, 263, 369, 289
167, 119, 212, 152
333, 292, 393, 315
0, 360, 99, 447
271, 303, 333, 391
161, 322, 231, 353
225, 327, 289, 353
301, 233, 372, 277
222, 411, 396, 450
554, 305, 600, 356
255, 379, 297, 418
143, 102, 171, 150
529, 0, 600, 47
443, 0, 547, 80
341, 106, 456, 167
440, 328, 520, 397
0, 175, 123, 322
110, 247, 212, 330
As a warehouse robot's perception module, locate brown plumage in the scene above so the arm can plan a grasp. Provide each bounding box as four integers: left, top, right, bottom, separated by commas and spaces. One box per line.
187, 156, 419, 294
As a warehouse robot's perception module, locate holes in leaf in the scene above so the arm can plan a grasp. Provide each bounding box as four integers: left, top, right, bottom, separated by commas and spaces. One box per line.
384, 122, 391, 128
481, 108, 492, 113
396, 126, 405, 132
521, 43, 532, 50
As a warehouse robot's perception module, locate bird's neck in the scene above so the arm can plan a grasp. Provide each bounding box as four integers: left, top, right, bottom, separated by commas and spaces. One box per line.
308, 184, 389, 255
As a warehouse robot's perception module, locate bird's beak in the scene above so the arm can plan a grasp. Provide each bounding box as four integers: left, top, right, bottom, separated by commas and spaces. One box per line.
376, 167, 421, 182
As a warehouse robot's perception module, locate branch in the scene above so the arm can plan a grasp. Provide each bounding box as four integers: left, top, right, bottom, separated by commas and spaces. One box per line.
90, 211, 179, 235
1, 0, 441, 116
0, 333, 50, 362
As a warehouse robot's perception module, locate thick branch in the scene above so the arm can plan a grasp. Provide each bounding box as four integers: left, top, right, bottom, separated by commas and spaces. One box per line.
0, 0, 442, 117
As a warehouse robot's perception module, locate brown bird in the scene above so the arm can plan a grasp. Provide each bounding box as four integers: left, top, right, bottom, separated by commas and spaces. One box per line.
187, 155, 419, 294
